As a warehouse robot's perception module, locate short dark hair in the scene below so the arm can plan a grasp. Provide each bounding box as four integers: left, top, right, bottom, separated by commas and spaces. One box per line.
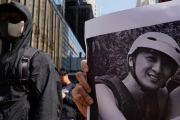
59, 68, 68, 76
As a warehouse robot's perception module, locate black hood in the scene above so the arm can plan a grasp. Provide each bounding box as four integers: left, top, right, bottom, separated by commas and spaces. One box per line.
0, 1, 33, 53
0, 1, 33, 79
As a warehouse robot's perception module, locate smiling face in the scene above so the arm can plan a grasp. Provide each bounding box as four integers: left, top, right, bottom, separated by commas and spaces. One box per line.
129, 48, 177, 90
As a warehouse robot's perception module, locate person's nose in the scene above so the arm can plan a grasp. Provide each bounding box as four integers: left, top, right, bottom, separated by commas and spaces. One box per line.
152, 60, 162, 74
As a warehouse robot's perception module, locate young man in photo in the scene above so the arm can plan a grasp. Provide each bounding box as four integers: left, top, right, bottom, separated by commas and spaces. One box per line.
72, 32, 180, 120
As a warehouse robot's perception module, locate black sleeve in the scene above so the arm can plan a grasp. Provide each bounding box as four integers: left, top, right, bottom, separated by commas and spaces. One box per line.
63, 86, 77, 108
29, 51, 61, 120
57, 81, 63, 108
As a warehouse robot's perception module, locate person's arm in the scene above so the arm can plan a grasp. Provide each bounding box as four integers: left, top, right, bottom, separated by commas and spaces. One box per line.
63, 87, 77, 108
57, 81, 63, 109
171, 116, 180, 120
163, 86, 180, 120
29, 52, 60, 120
96, 84, 126, 120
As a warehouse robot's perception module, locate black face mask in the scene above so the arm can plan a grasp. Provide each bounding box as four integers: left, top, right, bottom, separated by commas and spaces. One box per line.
0, 18, 24, 39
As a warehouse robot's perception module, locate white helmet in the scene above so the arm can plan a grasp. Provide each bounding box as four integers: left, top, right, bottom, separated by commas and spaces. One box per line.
128, 32, 180, 66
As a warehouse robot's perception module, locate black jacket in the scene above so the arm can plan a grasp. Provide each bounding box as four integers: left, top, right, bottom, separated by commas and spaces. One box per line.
0, 2, 61, 120
95, 75, 160, 120
62, 83, 77, 119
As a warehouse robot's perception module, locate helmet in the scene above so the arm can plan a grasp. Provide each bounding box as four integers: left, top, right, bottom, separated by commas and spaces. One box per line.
128, 32, 180, 66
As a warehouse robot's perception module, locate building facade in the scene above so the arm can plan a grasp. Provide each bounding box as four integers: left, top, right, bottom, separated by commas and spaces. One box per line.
85, 0, 98, 17
136, 0, 171, 7
56, 0, 66, 16
136, 0, 158, 7
65, 0, 94, 51
0, 0, 85, 71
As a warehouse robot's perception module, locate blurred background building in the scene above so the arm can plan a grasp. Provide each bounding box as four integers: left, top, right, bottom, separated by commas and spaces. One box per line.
136, 0, 171, 7
55, 0, 96, 51
64, 0, 94, 51
56, 0, 66, 16
85, 0, 98, 17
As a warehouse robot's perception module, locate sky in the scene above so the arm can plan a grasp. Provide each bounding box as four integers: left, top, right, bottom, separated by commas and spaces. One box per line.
96, 0, 137, 15
54, 0, 137, 16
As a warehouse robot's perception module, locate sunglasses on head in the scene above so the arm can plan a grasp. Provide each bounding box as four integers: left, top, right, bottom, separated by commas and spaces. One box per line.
0, 11, 25, 22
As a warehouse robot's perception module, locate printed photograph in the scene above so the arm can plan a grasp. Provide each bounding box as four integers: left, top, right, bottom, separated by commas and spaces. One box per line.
86, 20, 180, 120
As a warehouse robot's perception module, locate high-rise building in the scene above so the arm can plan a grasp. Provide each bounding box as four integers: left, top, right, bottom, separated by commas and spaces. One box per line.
65, 0, 94, 51
136, 0, 171, 7
149, 0, 159, 4
56, 0, 66, 16
85, 0, 98, 17
136, 0, 158, 7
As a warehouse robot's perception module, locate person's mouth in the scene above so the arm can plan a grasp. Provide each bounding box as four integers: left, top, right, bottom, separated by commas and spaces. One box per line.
148, 74, 160, 81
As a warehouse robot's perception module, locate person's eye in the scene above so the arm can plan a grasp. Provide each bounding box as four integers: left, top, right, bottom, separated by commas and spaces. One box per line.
146, 56, 156, 62
163, 61, 173, 68
9, 18, 20, 23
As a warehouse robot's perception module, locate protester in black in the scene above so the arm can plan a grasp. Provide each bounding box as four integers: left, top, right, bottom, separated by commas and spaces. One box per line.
0, 2, 61, 120
59, 68, 77, 120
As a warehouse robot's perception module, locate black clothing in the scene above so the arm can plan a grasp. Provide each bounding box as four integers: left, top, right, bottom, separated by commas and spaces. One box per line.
61, 83, 77, 119
95, 75, 160, 120
167, 80, 180, 93
0, 2, 61, 120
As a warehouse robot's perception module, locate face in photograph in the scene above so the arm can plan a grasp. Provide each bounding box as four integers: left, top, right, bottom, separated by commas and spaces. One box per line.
129, 48, 176, 90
